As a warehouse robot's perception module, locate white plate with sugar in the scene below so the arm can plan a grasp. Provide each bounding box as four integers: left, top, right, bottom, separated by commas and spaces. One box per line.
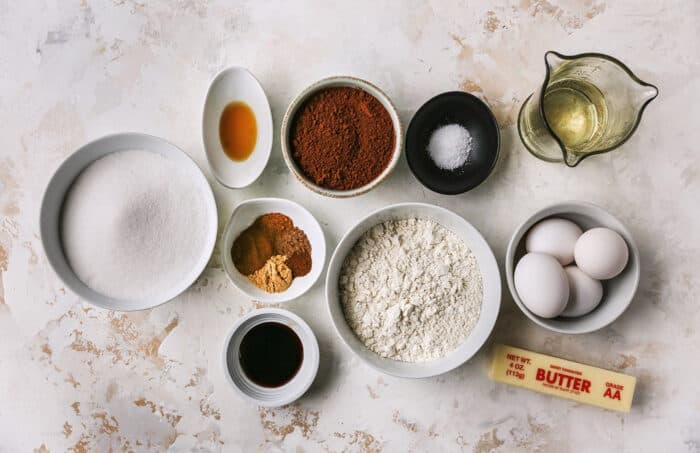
40, 133, 218, 311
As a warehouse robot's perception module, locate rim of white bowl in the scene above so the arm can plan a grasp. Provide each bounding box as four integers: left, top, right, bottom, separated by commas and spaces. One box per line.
39, 132, 218, 311
221, 197, 326, 303
324, 202, 501, 378
221, 308, 320, 407
280, 76, 403, 198
505, 201, 641, 334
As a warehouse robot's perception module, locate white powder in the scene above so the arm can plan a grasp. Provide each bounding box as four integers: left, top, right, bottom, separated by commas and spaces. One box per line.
427, 124, 473, 170
339, 218, 483, 362
61, 150, 209, 301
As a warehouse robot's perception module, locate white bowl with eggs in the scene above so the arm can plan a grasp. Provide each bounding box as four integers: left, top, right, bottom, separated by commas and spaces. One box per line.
505, 202, 640, 334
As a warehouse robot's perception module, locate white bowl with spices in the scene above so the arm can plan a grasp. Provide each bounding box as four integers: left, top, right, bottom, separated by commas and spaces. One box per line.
325, 202, 501, 378
280, 76, 403, 198
222, 198, 326, 303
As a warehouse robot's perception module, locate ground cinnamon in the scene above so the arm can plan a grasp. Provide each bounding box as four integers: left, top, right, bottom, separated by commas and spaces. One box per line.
231, 222, 273, 276
257, 212, 293, 233
290, 86, 395, 191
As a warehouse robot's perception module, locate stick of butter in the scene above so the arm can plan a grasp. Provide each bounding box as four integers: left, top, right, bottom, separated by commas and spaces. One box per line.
489, 344, 636, 412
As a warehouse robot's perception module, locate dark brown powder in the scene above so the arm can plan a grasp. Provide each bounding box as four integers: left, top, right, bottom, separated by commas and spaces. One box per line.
274, 228, 312, 277
290, 86, 395, 191
257, 212, 293, 234
231, 224, 273, 276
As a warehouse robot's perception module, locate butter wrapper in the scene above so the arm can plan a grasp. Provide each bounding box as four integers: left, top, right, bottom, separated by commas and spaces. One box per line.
489, 344, 636, 412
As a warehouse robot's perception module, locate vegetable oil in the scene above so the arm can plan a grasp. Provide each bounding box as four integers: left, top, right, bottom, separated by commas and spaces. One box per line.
543, 79, 607, 153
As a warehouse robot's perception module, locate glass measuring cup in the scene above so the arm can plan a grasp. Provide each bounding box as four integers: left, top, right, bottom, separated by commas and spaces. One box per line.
518, 51, 658, 167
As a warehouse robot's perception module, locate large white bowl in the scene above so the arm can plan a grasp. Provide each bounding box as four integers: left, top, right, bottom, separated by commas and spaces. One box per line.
221, 198, 326, 303
505, 201, 640, 334
325, 202, 501, 378
39, 133, 218, 311
280, 76, 403, 198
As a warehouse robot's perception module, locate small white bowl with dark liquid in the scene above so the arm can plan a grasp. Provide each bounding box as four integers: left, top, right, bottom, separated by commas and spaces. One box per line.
222, 308, 319, 407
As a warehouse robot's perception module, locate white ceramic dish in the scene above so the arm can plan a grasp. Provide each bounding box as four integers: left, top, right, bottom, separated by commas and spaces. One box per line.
280, 76, 403, 198
202, 67, 273, 188
221, 198, 326, 303
40, 133, 218, 311
325, 202, 501, 378
505, 201, 640, 334
222, 308, 319, 407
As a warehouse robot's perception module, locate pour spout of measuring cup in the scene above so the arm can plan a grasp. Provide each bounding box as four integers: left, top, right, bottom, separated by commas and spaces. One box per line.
635, 83, 659, 106
563, 149, 585, 167
544, 51, 568, 74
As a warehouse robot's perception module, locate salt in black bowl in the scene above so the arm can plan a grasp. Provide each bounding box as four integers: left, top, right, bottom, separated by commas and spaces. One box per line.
406, 91, 500, 195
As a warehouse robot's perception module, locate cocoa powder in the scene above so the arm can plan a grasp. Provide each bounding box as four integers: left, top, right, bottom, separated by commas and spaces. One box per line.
290, 86, 395, 191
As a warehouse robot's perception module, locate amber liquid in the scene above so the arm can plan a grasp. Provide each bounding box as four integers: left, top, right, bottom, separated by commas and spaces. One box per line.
219, 101, 257, 161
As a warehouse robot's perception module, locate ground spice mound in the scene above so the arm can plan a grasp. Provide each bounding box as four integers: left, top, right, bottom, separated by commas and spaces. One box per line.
248, 255, 292, 293
257, 212, 293, 233
290, 86, 395, 191
231, 226, 273, 276
232, 213, 313, 292
274, 227, 312, 277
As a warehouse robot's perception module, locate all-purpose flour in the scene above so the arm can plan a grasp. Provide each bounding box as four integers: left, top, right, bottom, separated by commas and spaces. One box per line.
61, 150, 209, 301
339, 218, 483, 362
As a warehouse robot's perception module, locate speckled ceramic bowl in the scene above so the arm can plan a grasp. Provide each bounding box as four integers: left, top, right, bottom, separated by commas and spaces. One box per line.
280, 76, 403, 198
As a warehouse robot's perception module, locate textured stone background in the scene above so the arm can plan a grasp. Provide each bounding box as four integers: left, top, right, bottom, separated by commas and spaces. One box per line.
0, 0, 698, 451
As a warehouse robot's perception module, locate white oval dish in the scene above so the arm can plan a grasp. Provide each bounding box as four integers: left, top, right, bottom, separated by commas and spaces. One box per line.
221, 198, 326, 303
325, 202, 501, 378
40, 133, 218, 311
505, 201, 640, 334
222, 308, 319, 407
280, 76, 403, 198
202, 67, 273, 188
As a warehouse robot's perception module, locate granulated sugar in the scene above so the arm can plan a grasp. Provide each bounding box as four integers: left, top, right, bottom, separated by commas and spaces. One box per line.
61, 150, 209, 301
338, 218, 483, 362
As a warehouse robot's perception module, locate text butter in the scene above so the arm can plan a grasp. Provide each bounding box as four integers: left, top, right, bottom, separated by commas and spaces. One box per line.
489, 344, 636, 412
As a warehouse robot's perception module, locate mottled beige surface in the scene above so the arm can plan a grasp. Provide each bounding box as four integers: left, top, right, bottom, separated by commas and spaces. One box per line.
1, 0, 699, 452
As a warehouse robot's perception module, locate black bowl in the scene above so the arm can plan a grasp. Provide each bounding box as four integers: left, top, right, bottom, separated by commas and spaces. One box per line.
406, 91, 500, 195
